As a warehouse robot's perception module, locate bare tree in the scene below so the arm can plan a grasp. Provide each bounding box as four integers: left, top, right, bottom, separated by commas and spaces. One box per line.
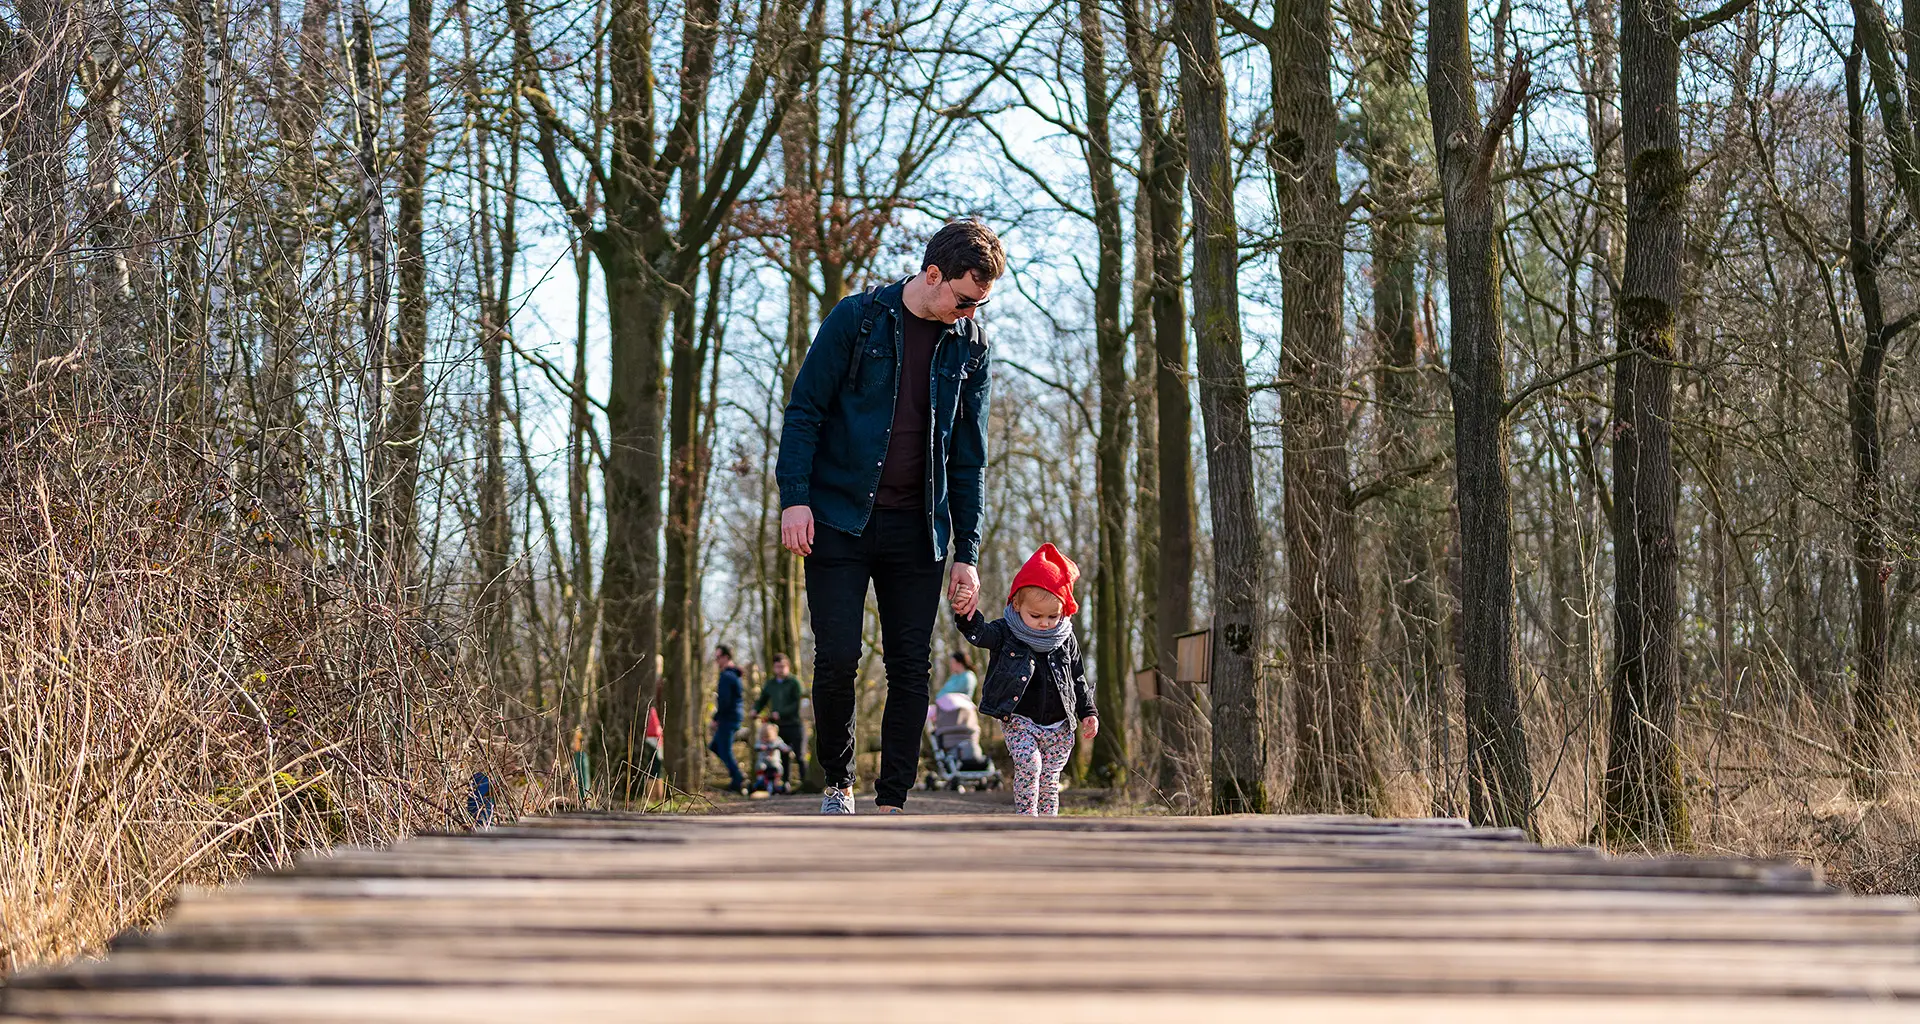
373, 0, 435, 584
1601, 0, 1726, 848
1174, 0, 1268, 813
1426, 0, 1534, 830
509, 0, 815, 792
1121, 0, 1204, 801
1840, 44, 1913, 794
1229, 0, 1374, 813
1075, 0, 1134, 786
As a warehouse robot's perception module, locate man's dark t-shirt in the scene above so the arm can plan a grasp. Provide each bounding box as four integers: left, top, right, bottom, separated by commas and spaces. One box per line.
874, 310, 943, 509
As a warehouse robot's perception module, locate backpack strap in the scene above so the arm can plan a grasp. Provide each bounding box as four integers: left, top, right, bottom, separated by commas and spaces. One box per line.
843, 283, 887, 392
953, 315, 989, 419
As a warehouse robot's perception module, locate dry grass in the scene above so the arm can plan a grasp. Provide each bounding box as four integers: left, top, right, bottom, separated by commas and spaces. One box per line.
0, 404, 510, 972
1374, 683, 1920, 895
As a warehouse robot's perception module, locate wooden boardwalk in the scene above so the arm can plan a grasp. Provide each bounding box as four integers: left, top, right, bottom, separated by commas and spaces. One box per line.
7, 810, 1920, 1022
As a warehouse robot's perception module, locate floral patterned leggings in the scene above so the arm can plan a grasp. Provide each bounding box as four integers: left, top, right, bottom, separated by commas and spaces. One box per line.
1004, 714, 1076, 816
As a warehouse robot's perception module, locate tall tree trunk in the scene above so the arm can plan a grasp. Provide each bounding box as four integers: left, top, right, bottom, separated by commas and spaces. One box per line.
772, 25, 819, 674
349, 0, 392, 580
1121, 0, 1202, 804
198, 0, 232, 418
375, 0, 434, 587
663, 237, 709, 790
473, 47, 515, 694
1357, 0, 1444, 803
1131, 147, 1160, 773
1173, 0, 1268, 814
1602, 0, 1688, 849
1232, 1, 1373, 813
569, 235, 597, 723
1077, 0, 1132, 788
167, 0, 208, 381
1842, 49, 1903, 796
600, 254, 672, 797
80, 0, 132, 368
1426, 0, 1535, 830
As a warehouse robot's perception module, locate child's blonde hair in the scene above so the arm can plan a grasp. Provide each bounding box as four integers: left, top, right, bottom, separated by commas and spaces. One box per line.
1011, 586, 1064, 615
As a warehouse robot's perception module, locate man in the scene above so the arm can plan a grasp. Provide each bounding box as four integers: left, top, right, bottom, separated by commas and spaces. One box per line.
777, 219, 1003, 814
754, 653, 808, 786
707, 645, 746, 793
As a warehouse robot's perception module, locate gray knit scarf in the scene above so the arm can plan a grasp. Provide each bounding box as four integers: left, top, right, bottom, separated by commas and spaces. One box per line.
1004, 604, 1073, 652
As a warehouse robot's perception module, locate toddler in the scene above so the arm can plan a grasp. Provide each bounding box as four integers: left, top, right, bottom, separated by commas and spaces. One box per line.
751, 716, 795, 795
952, 544, 1098, 816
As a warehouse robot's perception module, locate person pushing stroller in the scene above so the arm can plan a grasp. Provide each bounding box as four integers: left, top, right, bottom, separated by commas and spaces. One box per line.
951, 544, 1097, 816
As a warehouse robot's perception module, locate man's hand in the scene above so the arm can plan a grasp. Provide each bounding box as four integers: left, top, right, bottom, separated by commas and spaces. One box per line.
780, 505, 815, 556
949, 561, 981, 617
1081, 716, 1099, 742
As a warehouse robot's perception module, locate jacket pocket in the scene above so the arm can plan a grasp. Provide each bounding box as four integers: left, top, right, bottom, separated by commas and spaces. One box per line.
979, 652, 1032, 718
852, 340, 895, 393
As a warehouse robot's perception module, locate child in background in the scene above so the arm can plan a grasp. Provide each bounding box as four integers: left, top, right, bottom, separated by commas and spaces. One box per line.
952, 544, 1098, 816
751, 715, 796, 795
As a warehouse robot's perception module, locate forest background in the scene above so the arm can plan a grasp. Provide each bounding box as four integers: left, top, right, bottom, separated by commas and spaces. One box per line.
3, 0, 1919, 972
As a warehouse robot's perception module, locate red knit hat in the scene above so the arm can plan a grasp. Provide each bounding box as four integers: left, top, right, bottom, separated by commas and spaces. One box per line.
1007, 543, 1080, 617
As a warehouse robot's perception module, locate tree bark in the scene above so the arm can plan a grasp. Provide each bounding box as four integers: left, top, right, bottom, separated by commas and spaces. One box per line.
80, 0, 132, 366
663, 251, 706, 790
375, 0, 434, 586
349, 0, 392, 581
1076, 0, 1132, 788
1131, 141, 1160, 774
1426, 0, 1535, 831
1231, 1, 1373, 813
1602, 0, 1688, 849
1121, 0, 1202, 804
1173, 0, 1268, 814
1842, 48, 1902, 796
473, 45, 515, 695
198, 0, 232, 415
771, 8, 821, 675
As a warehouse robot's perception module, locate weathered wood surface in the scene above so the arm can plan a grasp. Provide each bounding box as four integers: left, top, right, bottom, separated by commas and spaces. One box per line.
6, 811, 1920, 1022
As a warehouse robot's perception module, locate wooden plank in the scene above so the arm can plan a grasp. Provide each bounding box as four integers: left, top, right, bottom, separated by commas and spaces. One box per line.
16, 941, 1920, 998
6, 813, 1918, 1023
8, 988, 1920, 1024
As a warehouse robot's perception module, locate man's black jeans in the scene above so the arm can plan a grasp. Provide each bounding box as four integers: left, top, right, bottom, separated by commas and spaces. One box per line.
807, 508, 944, 808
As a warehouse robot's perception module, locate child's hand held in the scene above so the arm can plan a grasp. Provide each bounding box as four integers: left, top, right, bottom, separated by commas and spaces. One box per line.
1081, 716, 1098, 741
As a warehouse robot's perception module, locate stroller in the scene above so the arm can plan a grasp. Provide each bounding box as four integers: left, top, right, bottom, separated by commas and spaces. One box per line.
922, 693, 1003, 792
749, 717, 794, 796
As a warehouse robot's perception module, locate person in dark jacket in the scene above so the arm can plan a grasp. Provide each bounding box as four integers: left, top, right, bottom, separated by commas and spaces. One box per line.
708, 646, 746, 793
754, 653, 808, 785
953, 545, 1098, 816
777, 220, 1004, 815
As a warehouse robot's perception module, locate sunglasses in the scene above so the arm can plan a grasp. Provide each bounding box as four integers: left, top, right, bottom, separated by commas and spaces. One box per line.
947, 278, 991, 311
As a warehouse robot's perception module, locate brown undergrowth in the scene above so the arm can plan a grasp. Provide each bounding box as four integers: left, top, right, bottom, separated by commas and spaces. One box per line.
0, 401, 511, 972
1376, 682, 1920, 895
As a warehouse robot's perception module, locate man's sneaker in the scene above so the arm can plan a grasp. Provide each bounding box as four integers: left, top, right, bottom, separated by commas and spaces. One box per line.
820, 786, 855, 814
